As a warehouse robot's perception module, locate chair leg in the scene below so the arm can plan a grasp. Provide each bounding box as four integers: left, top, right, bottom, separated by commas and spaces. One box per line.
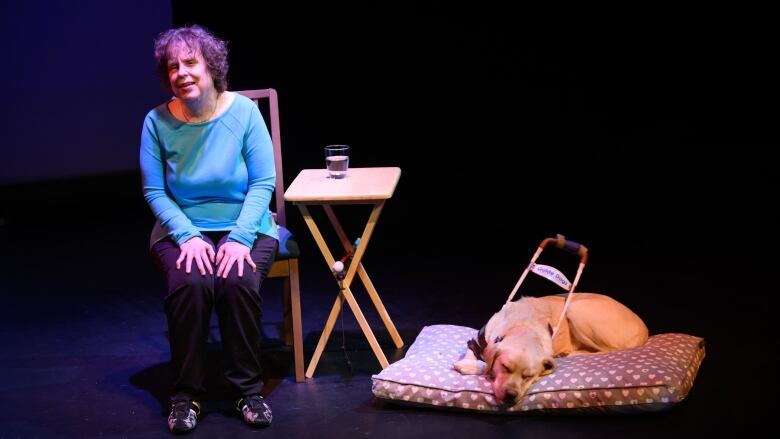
282, 259, 305, 382
283, 277, 293, 346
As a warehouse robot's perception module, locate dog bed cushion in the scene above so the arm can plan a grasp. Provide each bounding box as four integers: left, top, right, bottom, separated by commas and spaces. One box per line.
372, 324, 705, 414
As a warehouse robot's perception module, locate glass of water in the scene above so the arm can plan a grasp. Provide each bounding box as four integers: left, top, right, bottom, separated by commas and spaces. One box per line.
325, 144, 349, 179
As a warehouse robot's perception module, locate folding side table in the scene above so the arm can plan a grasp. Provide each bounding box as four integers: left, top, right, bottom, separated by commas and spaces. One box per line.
284, 167, 405, 378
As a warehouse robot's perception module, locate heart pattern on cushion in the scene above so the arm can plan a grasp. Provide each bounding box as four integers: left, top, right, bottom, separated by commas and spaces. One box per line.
372, 325, 705, 414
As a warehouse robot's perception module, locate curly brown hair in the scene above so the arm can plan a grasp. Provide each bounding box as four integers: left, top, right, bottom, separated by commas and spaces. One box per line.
153, 25, 229, 94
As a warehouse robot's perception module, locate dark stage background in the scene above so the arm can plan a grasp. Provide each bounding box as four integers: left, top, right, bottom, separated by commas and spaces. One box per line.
0, 0, 172, 184
0, 2, 777, 436
172, 4, 777, 330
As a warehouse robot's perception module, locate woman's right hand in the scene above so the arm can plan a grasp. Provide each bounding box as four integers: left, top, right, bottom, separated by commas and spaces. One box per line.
176, 236, 215, 275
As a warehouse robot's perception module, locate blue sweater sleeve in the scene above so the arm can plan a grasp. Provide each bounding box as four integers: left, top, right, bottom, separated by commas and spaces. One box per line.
139, 114, 202, 245
227, 103, 276, 247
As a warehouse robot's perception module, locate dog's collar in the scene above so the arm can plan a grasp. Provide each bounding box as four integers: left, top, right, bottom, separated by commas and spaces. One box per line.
467, 326, 489, 358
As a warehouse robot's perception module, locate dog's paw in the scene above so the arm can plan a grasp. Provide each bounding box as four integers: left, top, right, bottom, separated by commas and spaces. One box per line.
453, 358, 487, 375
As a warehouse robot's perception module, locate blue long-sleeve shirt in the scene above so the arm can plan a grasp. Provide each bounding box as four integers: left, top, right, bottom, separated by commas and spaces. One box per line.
140, 93, 278, 248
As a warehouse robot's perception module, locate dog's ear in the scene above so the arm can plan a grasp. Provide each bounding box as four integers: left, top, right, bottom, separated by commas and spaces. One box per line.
541, 357, 555, 376
547, 322, 554, 336
484, 346, 501, 375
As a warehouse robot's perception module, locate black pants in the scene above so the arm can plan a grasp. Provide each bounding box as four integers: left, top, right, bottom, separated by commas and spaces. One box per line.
151, 232, 278, 402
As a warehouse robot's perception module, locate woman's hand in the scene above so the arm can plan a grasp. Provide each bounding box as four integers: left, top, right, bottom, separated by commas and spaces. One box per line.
176, 237, 215, 275
216, 241, 257, 278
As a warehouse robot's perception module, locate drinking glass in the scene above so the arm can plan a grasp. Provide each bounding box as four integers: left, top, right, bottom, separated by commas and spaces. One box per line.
325, 144, 349, 179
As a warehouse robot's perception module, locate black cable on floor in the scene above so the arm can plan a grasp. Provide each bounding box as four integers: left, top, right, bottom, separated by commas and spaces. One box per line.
338, 290, 354, 376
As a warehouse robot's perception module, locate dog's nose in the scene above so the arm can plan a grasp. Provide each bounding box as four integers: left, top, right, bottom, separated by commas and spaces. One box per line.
504, 389, 518, 403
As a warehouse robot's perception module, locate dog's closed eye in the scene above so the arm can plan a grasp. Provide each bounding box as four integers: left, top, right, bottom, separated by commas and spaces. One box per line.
519, 361, 555, 379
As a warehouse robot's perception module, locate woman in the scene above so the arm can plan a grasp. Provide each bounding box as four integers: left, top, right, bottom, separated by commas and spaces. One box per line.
140, 24, 277, 433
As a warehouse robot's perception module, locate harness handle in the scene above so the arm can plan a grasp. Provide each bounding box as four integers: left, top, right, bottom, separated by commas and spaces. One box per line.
540, 234, 588, 265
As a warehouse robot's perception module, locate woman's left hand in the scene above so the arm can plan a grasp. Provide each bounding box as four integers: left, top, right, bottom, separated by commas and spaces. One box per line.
215, 241, 257, 278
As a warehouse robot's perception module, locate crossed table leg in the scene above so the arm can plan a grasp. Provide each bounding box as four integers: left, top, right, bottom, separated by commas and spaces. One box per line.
299, 202, 404, 378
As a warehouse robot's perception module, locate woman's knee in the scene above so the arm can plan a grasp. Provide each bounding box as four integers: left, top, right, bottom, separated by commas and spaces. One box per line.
220, 272, 260, 294
217, 273, 262, 306
166, 272, 213, 298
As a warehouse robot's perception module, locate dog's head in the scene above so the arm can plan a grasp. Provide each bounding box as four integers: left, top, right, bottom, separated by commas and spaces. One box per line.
483, 324, 555, 406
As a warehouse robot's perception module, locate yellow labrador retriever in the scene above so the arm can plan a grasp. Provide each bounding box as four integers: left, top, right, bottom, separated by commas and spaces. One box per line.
453, 293, 648, 406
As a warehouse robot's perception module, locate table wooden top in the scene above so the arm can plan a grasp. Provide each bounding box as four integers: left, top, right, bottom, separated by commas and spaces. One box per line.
284, 167, 401, 203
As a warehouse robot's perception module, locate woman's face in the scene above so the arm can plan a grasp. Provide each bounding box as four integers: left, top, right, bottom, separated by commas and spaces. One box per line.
166, 44, 214, 101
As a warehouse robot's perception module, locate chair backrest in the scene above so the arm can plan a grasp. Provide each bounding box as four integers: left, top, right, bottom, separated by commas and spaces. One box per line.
235, 89, 287, 228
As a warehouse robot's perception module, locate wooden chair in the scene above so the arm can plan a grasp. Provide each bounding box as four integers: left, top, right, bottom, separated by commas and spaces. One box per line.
236, 89, 304, 382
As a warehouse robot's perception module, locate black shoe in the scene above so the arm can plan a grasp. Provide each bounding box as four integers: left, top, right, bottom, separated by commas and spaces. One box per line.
167, 399, 201, 434
236, 395, 272, 427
